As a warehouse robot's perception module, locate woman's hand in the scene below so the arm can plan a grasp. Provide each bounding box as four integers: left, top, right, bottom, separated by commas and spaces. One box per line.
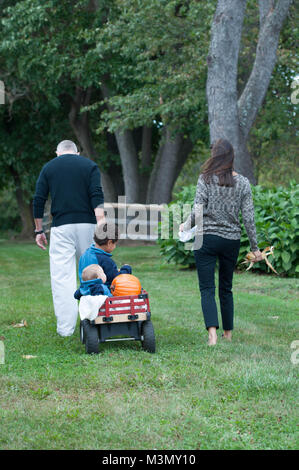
179, 223, 185, 232
252, 250, 263, 262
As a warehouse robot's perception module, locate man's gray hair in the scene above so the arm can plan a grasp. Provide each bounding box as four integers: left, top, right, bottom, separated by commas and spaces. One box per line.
56, 140, 78, 154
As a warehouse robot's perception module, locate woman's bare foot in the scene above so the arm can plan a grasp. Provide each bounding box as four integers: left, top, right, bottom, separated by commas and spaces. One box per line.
208, 327, 217, 346
222, 330, 232, 341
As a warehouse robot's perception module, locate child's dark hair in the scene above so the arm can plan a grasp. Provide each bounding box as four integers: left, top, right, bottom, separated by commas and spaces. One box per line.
94, 223, 119, 246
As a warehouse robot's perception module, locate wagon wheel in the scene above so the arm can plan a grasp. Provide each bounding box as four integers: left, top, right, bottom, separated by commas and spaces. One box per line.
79, 320, 85, 344
141, 320, 156, 353
82, 320, 99, 354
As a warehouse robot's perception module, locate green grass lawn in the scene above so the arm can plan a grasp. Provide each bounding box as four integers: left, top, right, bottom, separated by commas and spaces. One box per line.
0, 241, 298, 450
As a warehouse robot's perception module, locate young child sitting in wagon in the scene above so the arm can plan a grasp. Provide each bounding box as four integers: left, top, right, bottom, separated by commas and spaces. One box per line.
74, 264, 113, 322
77, 223, 132, 289
74, 264, 112, 300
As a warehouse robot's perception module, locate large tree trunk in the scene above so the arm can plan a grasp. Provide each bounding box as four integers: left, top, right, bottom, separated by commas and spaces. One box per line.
113, 129, 140, 203
139, 125, 152, 203
100, 82, 140, 203
147, 127, 193, 204
206, 0, 292, 183
101, 84, 193, 204
69, 86, 117, 202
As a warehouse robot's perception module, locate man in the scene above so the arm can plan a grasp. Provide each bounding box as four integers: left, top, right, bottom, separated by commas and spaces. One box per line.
33, 140, 105, 337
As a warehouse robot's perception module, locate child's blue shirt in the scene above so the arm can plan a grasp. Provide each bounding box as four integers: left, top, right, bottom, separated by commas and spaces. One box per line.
78, 243, 132, 286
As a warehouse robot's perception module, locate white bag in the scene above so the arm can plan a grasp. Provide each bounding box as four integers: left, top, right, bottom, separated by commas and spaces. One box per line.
178, 225, 197, 242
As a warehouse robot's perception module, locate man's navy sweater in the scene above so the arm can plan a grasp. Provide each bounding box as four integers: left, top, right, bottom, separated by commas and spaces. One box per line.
33, 154, 104, 227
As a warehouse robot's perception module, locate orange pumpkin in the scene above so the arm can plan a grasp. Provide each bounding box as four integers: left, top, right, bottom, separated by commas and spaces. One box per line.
111, 274, 142, 297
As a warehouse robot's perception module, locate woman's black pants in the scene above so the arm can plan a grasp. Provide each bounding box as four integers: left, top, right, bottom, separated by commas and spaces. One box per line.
194, 234, 240, 331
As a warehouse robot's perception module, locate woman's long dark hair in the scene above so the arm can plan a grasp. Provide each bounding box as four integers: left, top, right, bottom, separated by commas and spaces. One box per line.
201, 139, 235, 187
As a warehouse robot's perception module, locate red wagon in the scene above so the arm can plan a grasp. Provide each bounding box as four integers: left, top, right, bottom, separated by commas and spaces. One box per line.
79, 289, 156, 354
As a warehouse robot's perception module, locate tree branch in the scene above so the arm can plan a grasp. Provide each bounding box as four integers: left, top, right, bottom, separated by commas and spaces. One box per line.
238, 0, 293, 138
259, 0, 275, 27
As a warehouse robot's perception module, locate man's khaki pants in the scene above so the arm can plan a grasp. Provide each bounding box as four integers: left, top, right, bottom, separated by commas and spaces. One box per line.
49, 223, 95, 337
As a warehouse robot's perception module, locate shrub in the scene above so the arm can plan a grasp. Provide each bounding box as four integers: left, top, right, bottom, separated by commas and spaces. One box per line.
158, 180, 299, 277
158, 185, 197, 268
240, 180, 298, 276
0, 187, 21, 234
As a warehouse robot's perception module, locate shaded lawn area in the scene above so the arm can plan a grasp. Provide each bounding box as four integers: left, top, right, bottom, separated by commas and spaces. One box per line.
0, 241, 298, 450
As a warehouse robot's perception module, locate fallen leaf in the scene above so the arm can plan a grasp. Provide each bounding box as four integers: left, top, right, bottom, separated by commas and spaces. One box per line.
12, 320, 28, 328
22, 355, 37, 359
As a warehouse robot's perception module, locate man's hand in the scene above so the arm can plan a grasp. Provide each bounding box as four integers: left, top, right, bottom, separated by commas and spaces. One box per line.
36, 233, 48, 250
95, 207, 106, 225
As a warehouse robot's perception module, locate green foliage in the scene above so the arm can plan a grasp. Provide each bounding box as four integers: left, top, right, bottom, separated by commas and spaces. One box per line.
0, 98, 70, 196
0, 186, 21, 233
239, 181, 299, 277
158, 181, 299, 277
247, 2, 299, 186
0, 0, 113, 187
0, 0, 297, 234
158, 184, 197, 268
91, 0, 213, 139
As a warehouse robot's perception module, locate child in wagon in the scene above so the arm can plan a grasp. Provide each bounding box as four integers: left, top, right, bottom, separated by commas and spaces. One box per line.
77, 223, 132, 291
74, 264, 112, 300
74, 224, 132, 321
74, 264, 112, 322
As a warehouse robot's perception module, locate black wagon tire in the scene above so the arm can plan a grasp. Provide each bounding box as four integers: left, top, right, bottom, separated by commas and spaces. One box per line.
79, 320, 86, 344
83, 320, 99, 354
141, 320, 156, 353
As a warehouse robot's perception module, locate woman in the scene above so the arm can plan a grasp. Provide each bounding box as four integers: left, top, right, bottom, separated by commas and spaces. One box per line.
180, 139, 262, 346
